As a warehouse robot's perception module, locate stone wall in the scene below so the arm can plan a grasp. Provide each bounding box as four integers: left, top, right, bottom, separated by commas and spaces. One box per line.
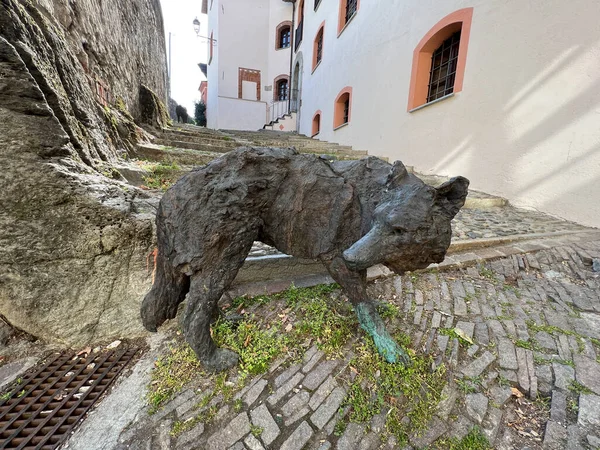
0, 0, 168, 347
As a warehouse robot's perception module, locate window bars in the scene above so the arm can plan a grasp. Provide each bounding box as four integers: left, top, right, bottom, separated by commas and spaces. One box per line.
280, 27, 291, 48
277, 80, 289, 101
345, 0, 358, 24
343, 97, 349, 123
316, 31, 323, 65
427, 31, 461, 103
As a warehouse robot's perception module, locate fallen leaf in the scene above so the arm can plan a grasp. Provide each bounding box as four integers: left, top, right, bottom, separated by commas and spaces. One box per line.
77, 347, 91, 357
453, 328, 474, 345
285, 323, 293, 332
244, 334, 251, 347
106, 340, 121, 350
511, 387, 524, 398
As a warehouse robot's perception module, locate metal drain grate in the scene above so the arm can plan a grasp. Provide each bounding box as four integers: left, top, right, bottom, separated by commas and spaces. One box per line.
0, 346, 138, 449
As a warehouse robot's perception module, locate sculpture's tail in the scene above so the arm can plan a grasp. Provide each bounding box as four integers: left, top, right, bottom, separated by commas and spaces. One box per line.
141, 249, 190, 332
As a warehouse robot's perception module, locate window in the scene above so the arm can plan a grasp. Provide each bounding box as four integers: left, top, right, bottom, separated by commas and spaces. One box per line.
333, 87, 352, 129
407, 8, 473, 111
314, 0, 321, 10
276, 21, 292, 50
276, 79, 288, 101
312, 23, 325, 72
338, 0, 359, 35
295, 0, 305, 51
312, 111, 321, 136
273, 75, 290, 101
427, 32, 460, 102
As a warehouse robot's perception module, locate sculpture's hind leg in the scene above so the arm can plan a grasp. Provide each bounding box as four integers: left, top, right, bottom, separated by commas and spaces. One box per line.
321, 256, 411, 366
181, 232, 257, 372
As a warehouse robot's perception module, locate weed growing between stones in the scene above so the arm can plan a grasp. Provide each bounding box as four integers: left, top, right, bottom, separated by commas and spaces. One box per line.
141, 161, 181, 190
212, 319, 289, 376
339, 334, 447, 446
146, 341, 203, 414
430, 427, 492, 449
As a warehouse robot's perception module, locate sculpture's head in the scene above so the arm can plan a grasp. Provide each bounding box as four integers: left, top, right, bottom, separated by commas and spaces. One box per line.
343, 162, 469, 274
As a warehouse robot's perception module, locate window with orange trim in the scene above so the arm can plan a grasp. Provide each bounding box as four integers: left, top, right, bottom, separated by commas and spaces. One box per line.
338, 0, 359, 35
312, 23, 324, 71
312, 111, 321, 136
333, 87, 352, 129
276, 21, 292, 50
407, 8, 473, 111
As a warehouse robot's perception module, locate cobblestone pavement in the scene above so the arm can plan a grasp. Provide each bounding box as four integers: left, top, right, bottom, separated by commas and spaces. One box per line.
111, 234, 600, 450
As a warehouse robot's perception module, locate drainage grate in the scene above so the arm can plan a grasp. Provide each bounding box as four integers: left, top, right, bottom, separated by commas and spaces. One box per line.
0, 346, 138, 449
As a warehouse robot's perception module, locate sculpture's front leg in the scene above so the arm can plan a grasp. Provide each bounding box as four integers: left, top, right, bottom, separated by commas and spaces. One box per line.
321, 256, 411, 367
354, 301, 411, 366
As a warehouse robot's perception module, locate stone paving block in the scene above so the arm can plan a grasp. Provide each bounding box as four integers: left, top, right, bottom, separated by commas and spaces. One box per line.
413, 306, 423, 325
488, 320, 506, 337
578, 394, 600, 427
244, 434, 265, 450
410, 416, 448, 448
282, 390, 310, 417
465, 393, 488, 424
153, 418, 172, 450
437, 334, 449, 353
303, 360, 338, 390
467, 344, 480, 357
302, 349, 324, 373
516, 347, 530, 395
573, 354, 600, 395
310, 386, 346, 429
242, 379, 268, 407
482, 406, 503, 442
552, 362, 575, 391
490, 385, 512, 407
228, 442, 246, 450
267, 372, 304, 406
436, 384, 459, 420
337, 422, 365, 450
175, 422, 205, 450
415, 289, 424, 305
358, 434, 379, 450
370, 412, 387, 433
536, 331, 558, 351
317, 442, 332, 450
543, 421, 568, 450
536, 365, 553, 396
567, 424, 586, 450
499, 369, 518, 385
454, 297, 468, 316
550, 390, 567, 425
275, 364, 302, 388
250, 403, 280, 445
502, 320, 516, 337
455, 321, 475, 339
497, 337, 519, 370
215, 404, 230, 422
206, 413, 250, 450
451, 415, 474, 440
461, 351, 496, 378
474, 322, 490, 346
308, 375, 337, 410
284, 406, 310, 426
279, 421, 313, 450
587, 435, 600, 448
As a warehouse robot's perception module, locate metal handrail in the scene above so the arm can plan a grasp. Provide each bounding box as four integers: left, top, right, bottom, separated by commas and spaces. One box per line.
266, 88, 298, 124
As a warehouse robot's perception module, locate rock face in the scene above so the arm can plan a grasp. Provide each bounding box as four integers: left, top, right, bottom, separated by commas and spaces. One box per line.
0, 0, 167, 346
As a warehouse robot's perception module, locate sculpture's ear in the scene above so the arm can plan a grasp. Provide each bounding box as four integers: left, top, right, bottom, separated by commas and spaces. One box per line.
386, 161, 408, 187
435, 176, 470, 218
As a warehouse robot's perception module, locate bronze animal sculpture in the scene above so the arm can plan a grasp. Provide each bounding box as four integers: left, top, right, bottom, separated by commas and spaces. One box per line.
141, 147, 469, 372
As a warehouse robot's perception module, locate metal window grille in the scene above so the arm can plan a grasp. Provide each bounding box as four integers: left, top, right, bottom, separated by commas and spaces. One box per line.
314, 0, 321, 10
280, 28, 290, 48
277, 80, 289, 101
427, 31, 461, 103
295, 20, 304, 51
345, 0, 358, 23
343, 97, 349, 123
316, 31, 323, 64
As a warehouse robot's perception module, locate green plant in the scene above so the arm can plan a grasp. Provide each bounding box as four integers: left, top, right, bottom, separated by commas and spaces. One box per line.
141, 161, 181, 191
569, 381, 593, 395
431, 427, 492, 449
146, 341, 203, 414
250, 425, 264, 438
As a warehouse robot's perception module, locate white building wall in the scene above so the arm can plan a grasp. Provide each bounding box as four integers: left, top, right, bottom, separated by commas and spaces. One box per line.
207, 0, 292, 130
294, 0, 600, 227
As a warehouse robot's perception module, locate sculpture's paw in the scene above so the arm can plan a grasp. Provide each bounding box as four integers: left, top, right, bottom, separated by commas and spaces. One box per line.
202, 348, 239, 373
373, 334, 412, 367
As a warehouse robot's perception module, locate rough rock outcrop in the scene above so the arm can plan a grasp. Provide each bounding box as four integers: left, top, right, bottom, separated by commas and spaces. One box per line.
0, 0, 167, 346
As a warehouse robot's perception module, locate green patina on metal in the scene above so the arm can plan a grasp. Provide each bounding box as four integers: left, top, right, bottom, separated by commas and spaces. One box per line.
355, 302, 411, 365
